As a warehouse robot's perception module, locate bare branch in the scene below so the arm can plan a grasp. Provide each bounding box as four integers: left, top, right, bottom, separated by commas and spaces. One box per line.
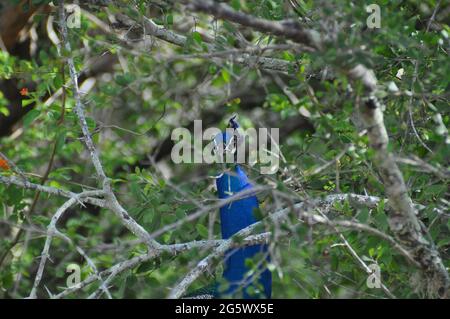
28, 190, 104, 298
0, 175, 105, 207
58, 1, 106, 184
179, 0, 320, 49
132, 15, 302, 73
395, 155, 450, 181
57, 0, 162, 252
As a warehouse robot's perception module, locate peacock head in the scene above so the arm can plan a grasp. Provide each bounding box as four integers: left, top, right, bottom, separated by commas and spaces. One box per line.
212, 115, 241, 168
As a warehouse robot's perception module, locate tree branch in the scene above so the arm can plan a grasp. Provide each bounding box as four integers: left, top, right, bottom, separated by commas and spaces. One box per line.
0, 175, 105, 207
57, 0, 162, 252
179, 0, 320, 49
349, 64, 449, 298
28, 190, 104, 298
114, 13, 302, 73
179, 0, 449, 298
167, 194, 415, 298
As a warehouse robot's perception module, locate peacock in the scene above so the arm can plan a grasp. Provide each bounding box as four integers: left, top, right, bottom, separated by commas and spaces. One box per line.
184, 116, 272, 299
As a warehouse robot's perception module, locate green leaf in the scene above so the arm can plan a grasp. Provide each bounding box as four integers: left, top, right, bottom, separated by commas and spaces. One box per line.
22, 99, 34, 107
356, 208, 370, 224
231, 0, 241, 11
23, 109, 40, 126
192, 31, 203, 45
221, 69, 231, 83
374, 212, 389, 232
136, 260, 156, 273
0, 106, 9, 116
437, 238, 450, 248
159, 204, 171, 213
115, 73, 135, 86
166, 14, 173, 25
196, 223, 209, 238
55, 130, 66, 153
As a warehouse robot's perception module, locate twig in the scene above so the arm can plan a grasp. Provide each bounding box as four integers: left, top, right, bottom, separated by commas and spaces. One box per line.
315, 208, 396, 298
58, 1, 106, 183
28, 190, 104, 298
57, 0, 162, 251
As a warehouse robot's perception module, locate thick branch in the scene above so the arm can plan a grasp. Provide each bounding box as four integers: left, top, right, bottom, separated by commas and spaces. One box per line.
180, 0, 320, 49
349, 64, 449, 298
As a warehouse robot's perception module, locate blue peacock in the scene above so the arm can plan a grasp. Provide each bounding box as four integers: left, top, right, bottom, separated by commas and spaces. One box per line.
185, 116, 272, 299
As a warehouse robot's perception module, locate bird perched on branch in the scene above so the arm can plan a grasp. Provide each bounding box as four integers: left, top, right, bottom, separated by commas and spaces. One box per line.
185, 116, 272, 299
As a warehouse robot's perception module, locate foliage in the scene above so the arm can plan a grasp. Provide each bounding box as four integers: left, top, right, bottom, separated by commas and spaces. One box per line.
0, 0, 448, 298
